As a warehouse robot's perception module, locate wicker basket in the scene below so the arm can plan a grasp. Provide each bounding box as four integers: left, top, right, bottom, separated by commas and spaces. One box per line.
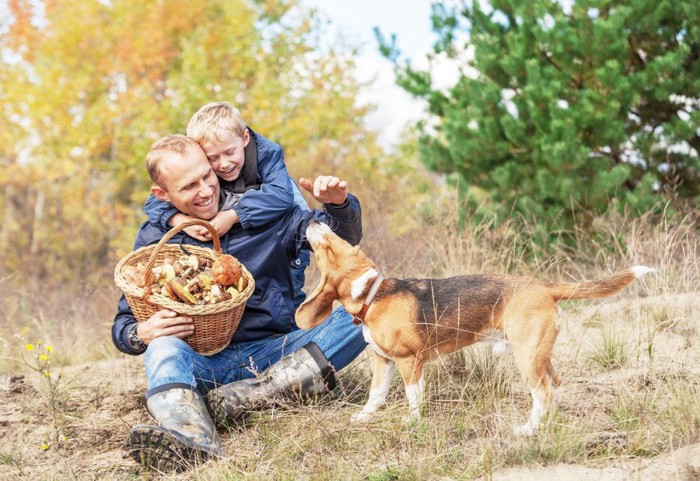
114, 219, 255, 356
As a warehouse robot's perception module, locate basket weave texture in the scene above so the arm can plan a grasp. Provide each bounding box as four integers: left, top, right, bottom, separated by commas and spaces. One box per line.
114, 220, 255, 356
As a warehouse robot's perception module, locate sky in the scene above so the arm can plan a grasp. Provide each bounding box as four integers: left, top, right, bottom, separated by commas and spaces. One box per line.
303, 0, 443, 148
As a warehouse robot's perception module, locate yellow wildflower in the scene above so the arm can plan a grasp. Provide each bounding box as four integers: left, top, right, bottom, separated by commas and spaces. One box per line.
40, 354, 49, 361
46, 345, 53, 352
41, 443, 50, 451
25, 344, 35, 351
37, 340, 42, 345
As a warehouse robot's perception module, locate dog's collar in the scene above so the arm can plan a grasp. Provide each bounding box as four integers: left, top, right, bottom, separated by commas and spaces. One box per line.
352, 274, 384, 325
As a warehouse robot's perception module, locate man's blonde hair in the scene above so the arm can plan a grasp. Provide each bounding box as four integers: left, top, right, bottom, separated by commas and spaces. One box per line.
187, 101, 247, 145
146, 134, 201, 186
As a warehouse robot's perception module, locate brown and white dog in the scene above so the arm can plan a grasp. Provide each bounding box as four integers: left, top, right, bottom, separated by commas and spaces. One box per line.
295, 221, 655, 434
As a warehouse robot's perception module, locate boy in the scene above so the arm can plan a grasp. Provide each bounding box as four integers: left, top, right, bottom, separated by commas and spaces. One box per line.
144, 102, 311, 308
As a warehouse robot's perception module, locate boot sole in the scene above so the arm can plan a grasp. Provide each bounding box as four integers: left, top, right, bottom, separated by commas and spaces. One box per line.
124, 425, 213, 472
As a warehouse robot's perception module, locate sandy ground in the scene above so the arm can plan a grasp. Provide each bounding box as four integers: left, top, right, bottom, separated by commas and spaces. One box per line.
1, 292, 698, 480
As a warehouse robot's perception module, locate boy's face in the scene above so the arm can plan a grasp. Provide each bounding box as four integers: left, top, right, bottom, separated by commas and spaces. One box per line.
201, 129, 250, 183
151, 145, 220, 220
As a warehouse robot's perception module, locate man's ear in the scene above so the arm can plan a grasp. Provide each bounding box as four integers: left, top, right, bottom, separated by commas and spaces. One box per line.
151, 185, 170, 202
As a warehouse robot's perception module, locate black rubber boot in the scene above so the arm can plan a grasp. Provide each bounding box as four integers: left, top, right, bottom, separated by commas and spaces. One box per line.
206, 342, 336, 426
124, 384, 223, 472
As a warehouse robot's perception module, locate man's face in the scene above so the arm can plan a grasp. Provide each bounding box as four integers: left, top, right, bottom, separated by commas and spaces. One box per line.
152, 145, 220, 220
201, 129, 250, 182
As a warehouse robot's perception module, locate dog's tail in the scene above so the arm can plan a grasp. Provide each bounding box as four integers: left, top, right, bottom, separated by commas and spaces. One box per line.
546, 266, 655, 302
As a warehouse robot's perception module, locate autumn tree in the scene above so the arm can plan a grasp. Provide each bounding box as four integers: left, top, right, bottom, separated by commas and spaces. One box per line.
381, 0, 699, 237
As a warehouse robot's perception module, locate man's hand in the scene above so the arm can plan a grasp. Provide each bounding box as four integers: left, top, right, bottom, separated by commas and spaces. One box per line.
299, 176, 348, 205
136, 310, 194, 345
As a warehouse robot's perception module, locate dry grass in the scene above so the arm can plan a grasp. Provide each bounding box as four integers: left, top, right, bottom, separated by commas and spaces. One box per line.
0, 205, 698, 480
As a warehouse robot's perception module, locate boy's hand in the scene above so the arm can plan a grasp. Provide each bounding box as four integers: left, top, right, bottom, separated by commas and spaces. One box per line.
170, 213, 212, 241
207, 210, 239, 238
299, 176, 348, 205
184, 225, 211, 242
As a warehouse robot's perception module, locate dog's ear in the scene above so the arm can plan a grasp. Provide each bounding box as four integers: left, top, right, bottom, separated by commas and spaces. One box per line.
295, 272, 336, 329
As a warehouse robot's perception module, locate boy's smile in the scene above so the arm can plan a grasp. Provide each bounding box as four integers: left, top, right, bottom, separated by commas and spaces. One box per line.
202, 129, 250, 182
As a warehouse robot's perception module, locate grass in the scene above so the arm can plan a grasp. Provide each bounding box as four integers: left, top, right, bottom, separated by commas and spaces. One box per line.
0, 206, 697, 479
0, 452, 16, 465
588, 328, 630, 370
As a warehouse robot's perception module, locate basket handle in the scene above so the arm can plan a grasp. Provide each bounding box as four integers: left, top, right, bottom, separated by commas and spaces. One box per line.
141, 219, 222, 295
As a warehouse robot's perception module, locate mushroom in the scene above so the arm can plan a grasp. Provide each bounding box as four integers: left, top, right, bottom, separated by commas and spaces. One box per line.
161, 282, 177, 301
185, 276, 203, 293
209, 284, 225, 303
212, 255, 242, 286
197, 270, 216, 290
236, 275, 247, 292
170, 278, 197, 304
153, 264, 176, 284
122, 264, 146, 287
181, 255, 200, 270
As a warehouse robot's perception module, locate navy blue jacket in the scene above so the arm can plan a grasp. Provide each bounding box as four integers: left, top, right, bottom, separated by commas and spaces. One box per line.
112, 196, 362, 355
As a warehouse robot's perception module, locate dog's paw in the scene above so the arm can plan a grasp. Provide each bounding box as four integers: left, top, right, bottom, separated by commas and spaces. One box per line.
492, 340, 509, 357
351, 411, 373, 423
401, 412, 422, 427
513, 422, 538, 437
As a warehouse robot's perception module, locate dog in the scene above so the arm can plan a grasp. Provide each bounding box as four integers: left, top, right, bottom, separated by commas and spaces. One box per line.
295, 221, 655, 435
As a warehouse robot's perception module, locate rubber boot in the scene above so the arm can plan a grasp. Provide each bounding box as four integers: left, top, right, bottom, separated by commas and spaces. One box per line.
124, 384, 223, 472
206, 342, 336, 426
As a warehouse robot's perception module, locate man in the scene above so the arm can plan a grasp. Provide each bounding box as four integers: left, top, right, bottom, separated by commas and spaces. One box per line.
112, 134, 367, 471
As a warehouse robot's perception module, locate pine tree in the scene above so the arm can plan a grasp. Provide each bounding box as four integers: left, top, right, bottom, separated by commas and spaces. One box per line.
382, 0, 699, 234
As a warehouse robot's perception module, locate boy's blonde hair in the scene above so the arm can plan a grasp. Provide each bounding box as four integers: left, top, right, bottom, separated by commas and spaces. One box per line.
146, 134, 201, 186
187, 101, 247, 145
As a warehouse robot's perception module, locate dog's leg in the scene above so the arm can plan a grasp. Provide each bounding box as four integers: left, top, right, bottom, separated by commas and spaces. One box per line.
352, 352, 396, 422
396, 356, 425, 423
510, 311, 560, 436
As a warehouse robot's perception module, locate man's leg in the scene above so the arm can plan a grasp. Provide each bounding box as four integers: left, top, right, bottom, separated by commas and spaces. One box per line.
206, 306, 367, 425
125, 336, 243, 471
236, 305, 366, 376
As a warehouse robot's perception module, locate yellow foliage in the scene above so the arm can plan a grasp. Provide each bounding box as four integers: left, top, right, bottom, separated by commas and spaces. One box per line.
0, 0, 437, 283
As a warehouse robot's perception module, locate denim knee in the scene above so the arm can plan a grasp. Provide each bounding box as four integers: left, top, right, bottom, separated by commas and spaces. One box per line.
312, 308, 367, 372
144, 336, 197, 390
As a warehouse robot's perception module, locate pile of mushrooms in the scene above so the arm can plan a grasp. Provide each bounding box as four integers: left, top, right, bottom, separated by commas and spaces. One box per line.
123, 254, 246, 305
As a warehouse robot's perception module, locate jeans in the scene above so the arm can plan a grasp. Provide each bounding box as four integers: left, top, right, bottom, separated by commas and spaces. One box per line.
144, 306, 367, 393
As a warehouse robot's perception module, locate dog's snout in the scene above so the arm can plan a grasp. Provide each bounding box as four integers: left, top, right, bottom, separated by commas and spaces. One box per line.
305, 221, 332, 247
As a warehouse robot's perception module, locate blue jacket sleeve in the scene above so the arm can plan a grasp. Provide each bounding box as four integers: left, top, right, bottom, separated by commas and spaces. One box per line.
234, 135, 296, 230
144, 193, 180, 231
283, 194, 363, 259
112, 222, 164, 356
